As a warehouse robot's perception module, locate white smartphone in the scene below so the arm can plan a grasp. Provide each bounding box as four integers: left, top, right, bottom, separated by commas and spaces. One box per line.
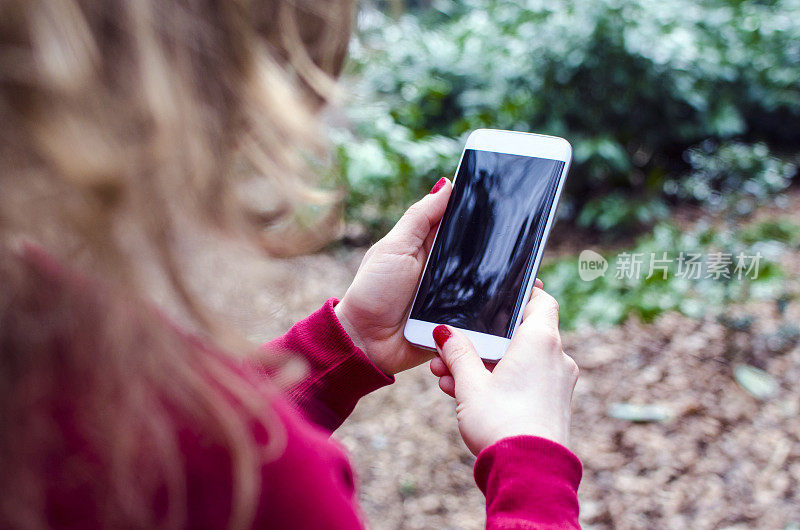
403, 129, 571, 361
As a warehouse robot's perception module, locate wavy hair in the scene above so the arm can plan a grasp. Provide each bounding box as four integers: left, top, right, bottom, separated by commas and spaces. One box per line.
0, 0, 353, 527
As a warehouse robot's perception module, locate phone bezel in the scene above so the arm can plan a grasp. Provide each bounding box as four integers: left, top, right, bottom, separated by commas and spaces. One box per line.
403, 129, 572, 361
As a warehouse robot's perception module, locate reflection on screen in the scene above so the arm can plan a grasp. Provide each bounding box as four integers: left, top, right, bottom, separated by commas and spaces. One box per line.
410, 149, 564, 338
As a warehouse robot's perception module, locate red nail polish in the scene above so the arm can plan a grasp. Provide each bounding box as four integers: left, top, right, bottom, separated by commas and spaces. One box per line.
432, 325, 452, 348
429, 177, 447, 194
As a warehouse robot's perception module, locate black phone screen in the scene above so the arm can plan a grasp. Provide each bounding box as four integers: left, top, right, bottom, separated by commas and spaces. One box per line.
409, 149, 565, 338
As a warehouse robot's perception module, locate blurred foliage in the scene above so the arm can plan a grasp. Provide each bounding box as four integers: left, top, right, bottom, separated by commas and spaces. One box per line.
668, 141, 797, 217
538, 219, 792, 329
335, 0, 800, 236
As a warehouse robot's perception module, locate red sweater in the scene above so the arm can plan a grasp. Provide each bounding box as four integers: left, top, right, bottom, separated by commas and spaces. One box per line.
255, 299, 583, 529
21, 246, 581, 528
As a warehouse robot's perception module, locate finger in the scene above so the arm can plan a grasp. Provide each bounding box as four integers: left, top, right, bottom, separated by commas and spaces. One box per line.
438, 375, 456, 398
519, 278, 544, 316
422, 221, 439, 255
383, 178, 452, 252
433, 325, 488, 393
521, 287, 560, 328
513, 289, 563, 358
430, 356, 451, 377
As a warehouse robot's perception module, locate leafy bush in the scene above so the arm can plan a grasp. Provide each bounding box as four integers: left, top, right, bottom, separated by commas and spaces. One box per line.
335, 0, 800, 236
331, 115, 461, 234
666, 141, 798, 217
539, 220, 791, 329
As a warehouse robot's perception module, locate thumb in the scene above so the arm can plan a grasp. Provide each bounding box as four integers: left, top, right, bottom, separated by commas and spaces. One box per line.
433, 325, 488, 394
384, 177, 451, 252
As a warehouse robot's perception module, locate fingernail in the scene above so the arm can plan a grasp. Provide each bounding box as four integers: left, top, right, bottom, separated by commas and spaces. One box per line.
429, 177, 447, 194
432, 325, 452, 348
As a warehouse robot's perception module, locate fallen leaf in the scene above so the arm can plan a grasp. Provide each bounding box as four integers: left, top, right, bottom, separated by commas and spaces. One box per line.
607, 402, 673, 422
734, 364, 778, 400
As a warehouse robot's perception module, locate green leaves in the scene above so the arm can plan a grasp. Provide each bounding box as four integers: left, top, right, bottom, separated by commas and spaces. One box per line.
538, 219, 790, 330
335, 0, 800, 237
669, 141, 797, 217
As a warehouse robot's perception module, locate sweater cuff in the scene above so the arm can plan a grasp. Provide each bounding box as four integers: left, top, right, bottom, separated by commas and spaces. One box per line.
475, 436, 582, 528
264, 298, 394, 432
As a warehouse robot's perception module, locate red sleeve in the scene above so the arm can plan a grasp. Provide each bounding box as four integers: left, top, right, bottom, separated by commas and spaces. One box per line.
175, 356, 374, 529
475, 436, 582, 529
260, 298, 394, 432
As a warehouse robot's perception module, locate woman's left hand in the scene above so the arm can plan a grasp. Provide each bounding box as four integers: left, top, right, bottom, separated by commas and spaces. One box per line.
335, 178, 452, 376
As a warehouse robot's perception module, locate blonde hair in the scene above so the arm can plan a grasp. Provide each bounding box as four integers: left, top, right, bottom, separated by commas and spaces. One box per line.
0, 0, 353, 527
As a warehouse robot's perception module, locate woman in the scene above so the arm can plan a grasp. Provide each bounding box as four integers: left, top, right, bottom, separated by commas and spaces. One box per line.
0, 0, 581, 528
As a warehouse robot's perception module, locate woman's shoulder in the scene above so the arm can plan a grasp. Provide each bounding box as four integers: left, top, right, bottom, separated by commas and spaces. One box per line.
1, 242, 359, 528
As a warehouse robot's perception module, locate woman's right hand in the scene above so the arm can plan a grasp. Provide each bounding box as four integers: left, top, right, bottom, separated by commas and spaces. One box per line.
429, 286, 579, 455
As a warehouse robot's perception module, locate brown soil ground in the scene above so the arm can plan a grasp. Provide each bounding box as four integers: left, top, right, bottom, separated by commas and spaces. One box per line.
178, 204, 800, 529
